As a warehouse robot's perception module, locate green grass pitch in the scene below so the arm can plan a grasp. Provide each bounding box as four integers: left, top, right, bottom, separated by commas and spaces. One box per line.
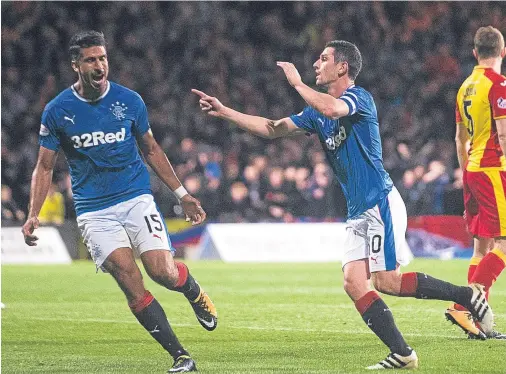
2, 259, 505, 373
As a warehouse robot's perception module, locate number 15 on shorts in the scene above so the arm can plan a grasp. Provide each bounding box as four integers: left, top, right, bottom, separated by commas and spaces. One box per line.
144, 214, 163, 233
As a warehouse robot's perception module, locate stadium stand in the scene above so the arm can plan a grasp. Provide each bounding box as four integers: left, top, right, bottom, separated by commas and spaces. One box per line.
2, 2, 504, 222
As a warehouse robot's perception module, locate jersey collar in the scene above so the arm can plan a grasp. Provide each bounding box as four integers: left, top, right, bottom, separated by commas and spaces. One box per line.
71, 81, 110, 102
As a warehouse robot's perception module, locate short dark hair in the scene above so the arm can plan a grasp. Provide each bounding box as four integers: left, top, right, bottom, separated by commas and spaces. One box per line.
325, 40, 362, 80
474, 26, 504, 59
69, 30, 106, 61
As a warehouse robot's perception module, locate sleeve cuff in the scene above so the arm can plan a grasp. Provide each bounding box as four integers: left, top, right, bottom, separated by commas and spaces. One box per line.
340, 96, 356, 115
39, 143, 59, 151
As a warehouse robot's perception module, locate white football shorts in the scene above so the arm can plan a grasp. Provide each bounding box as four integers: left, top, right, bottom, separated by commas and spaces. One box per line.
77, 194, 174, 271
341, 186, 412, 273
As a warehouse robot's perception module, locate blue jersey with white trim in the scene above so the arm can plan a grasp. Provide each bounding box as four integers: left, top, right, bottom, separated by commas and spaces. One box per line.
290, 85, 393, 218
39, 81, 152, 215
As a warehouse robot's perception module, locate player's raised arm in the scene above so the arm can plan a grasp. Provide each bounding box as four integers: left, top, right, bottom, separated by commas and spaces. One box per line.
276, 61, 350, 120
22, 146, 57, 246
137, 130, 206, 225
191, 89, 305, 139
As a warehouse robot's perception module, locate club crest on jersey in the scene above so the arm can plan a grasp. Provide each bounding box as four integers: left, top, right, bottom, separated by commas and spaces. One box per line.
497, 97, 506, 109
325, 125, 347, 151
110, 102, 128, 120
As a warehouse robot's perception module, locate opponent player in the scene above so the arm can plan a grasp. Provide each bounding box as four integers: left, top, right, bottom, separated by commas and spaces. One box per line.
21, 31, 217, 373
193, 40, 494, 369
446, 25, 506, 340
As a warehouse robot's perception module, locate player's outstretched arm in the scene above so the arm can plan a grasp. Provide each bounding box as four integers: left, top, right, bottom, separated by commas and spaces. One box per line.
191, 89, 304, 139
22, 146, 57, 246
276, 62, 350, 119
137, 130, 206, 225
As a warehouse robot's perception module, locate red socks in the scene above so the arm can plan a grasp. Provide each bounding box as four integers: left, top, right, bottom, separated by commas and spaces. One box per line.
172, 261, 200, 301
174, 261, 189, 288
453, 251, 505, 311
355, 290, 380, 315
399, 272, 418, 296
129, 290, 154, 314
467, 264, 478, 286
470, 249, 506, 292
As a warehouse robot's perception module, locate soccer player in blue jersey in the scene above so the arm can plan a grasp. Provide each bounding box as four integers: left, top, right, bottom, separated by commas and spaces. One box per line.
193, 40, 494, 369
21, 31, 215, 373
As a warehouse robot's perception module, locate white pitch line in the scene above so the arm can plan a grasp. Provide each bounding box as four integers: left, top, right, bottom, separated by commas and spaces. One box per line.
240, 303, 506, 317
6, 316, 471, 339
8, 301, 506, 318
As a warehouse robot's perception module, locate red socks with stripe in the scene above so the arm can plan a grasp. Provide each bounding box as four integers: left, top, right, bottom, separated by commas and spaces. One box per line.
398, 272, 472, 308
355, 290, 381, 314
399, 272, 418, 297
453, 250, 505, 311
470, 249, 506, 293
129, 290, 155, 313
172, 261, 200, 301
174, 261, 189, 288
129, 290, 188, 359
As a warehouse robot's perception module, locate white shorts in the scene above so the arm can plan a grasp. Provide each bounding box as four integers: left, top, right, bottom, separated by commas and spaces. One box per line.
341, 187, 412, 273
77, 194, 174, 271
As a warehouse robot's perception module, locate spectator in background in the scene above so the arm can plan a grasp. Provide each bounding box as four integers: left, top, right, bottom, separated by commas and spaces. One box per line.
443, 168, 465, 215
305, 162, 336, 218
424, 43, 461, 84
1, 185, 25, 222
222, 159, 241, 188
200, 174, 224, 220
242, 164, 265, 212
420, 160, 450, 215
183, 174, 204, 203
263, 167, 292, 222
220, 181, 259, 222
38, 182, 65, 225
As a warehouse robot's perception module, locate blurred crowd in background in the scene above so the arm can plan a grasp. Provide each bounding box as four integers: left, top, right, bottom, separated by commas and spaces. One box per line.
2, 2, 505, 224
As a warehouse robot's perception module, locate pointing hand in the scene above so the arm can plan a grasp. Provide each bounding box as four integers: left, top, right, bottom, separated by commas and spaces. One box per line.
191, 89, 225, 117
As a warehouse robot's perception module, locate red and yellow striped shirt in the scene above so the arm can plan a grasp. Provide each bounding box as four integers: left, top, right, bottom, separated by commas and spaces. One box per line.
456, 66, 506, 171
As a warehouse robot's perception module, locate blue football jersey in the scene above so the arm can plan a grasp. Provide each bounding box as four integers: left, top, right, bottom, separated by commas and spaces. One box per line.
290, 85, 393, 219
39, 81, 152, 215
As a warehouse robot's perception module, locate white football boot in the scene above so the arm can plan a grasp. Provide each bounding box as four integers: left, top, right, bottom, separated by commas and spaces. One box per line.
467, 283, 494, 336
367, 350, 419, 370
